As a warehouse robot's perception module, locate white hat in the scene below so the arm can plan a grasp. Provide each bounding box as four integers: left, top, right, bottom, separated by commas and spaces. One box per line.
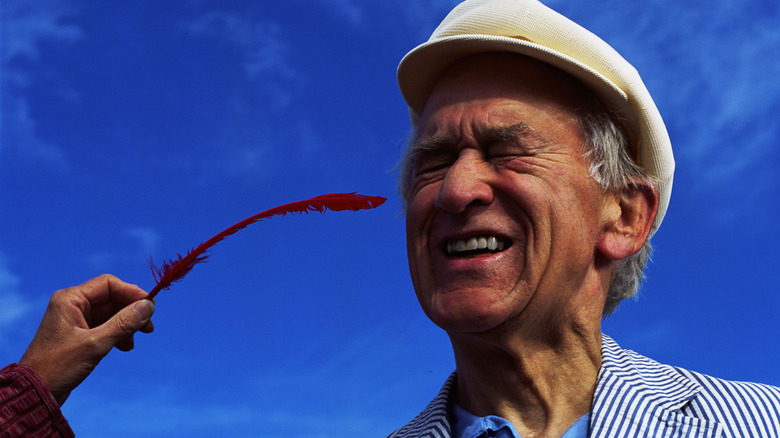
397, 0, 674, 231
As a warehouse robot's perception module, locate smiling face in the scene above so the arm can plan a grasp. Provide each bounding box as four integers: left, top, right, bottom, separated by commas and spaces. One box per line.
405, 54, 615, 335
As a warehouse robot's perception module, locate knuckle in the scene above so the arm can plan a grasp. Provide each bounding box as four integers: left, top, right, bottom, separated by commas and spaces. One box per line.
48, 288, 70, 308
115, 312, 137, 335
98, 273, 117, 281
51, 288, 68, 300
82, 332, 104, 352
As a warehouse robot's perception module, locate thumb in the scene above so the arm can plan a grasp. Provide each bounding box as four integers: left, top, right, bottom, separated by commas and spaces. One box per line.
98, 300, 155, 352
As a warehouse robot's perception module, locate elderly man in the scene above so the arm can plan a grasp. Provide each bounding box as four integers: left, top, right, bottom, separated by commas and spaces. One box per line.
389, 0, 780, 437
1, 0, 778, 437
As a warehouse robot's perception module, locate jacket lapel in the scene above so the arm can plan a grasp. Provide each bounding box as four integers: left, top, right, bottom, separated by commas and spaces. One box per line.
386, 373, 455, 438
590, 335, 723, 437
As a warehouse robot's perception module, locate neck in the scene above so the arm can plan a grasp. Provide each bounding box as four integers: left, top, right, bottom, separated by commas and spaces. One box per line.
450, 319, 602, 438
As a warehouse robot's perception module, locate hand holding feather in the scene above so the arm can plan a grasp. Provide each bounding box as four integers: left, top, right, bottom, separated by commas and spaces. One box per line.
19, 274, 155, 406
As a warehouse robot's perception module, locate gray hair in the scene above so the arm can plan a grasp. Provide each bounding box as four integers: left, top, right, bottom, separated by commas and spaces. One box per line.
577, 103, 657, 316
396, 100, 656, 317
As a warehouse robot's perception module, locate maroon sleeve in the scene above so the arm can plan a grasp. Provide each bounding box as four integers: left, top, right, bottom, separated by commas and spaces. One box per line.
0, 363, 75, 438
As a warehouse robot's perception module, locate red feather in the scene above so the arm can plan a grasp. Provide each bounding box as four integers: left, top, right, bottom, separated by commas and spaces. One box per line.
146, 193, 386, 300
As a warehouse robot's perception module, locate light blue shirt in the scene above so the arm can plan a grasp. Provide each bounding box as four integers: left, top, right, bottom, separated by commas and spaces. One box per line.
451, 402, 590, 438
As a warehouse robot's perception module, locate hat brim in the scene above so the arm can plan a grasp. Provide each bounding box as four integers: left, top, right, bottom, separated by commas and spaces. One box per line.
398, 34, 636, 138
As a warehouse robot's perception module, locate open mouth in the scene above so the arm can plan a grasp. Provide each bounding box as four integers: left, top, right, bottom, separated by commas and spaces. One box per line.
444, 235, 511, 258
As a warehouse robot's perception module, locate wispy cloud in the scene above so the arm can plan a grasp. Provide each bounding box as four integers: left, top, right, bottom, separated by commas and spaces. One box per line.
0, 251, 44, 354
2, 97, 72, 171
592, 2, 780, 192
295, 119, 322, 160
65, 316, 446, 437
181, 10, 301, 108
65, 389, 258, 438
125, 227, 160, 256
2, 1, 83, 62
1, 0, 82, 172
298, 0, 457, 41
314, 0, 365, 26
396, 0, 461, 32
0, 254, 28, 327
672, 18, 780, 190
86, 227, 161, 270
173, 116, 324, 183
66, 390, 380, 438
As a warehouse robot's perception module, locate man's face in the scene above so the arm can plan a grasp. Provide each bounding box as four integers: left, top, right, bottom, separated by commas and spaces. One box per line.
405, 54, 613, 335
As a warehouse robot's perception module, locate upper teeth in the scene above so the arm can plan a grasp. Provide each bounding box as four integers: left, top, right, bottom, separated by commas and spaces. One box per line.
446, 236, 505, 255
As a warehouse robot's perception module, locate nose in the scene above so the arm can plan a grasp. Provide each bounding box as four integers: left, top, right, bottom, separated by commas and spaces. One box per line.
434, 151, 493, 213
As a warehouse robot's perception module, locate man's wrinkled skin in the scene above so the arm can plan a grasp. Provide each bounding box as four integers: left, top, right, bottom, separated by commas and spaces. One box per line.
405, 53, 657, 438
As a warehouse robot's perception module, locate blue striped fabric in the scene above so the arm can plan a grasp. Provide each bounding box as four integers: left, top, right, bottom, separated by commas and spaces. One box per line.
388, 334, 780, 437
387, 374, 454, 438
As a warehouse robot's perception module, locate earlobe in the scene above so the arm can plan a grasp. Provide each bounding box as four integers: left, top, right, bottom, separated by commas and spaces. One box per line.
598, 183, 659, 260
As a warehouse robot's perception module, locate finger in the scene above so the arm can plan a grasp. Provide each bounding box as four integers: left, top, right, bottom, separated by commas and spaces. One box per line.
139, 320, 155, 334
92, 300, 155, 350
77, 274, 149, 308
115, 334, 135, 352
115, 308, 155, 351
80, 275, 151, 327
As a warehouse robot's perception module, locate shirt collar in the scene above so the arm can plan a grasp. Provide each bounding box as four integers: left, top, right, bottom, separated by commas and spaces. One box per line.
451, 402, 590, 438
452, 402, 521, 438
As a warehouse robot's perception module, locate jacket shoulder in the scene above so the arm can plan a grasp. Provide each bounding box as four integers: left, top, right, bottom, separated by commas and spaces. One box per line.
599, 334, 780, 437
674, 366, 780, 436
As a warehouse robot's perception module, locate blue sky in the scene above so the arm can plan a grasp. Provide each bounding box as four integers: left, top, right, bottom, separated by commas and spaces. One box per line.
1, 0, 779, 436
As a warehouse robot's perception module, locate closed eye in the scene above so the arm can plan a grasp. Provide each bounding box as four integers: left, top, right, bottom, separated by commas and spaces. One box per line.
409, 135, 456, 177
482, 123, 544, 162
417, 162, 451, 175
487, 144, 532, 160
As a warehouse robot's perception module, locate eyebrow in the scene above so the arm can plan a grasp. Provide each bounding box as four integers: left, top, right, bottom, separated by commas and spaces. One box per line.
481, 123, 549, 147
410, 123, 548, 154
409, 134, 450, 156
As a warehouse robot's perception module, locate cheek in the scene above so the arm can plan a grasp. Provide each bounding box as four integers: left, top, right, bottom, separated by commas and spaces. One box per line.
405, 183, 440, 235
405, 187, 437, 280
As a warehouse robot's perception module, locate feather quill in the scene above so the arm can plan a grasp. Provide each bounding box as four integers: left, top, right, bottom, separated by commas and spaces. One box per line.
146, 193, 386, 300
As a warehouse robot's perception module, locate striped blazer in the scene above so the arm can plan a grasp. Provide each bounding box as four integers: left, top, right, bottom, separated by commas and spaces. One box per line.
388, 335, 780, 437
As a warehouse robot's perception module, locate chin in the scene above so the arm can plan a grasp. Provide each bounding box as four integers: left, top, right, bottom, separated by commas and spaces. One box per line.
434, 317, 504, 335
423, 291, 519, 334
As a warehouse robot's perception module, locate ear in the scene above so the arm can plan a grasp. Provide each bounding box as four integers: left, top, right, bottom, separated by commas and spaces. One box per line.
597, 183, 659, 260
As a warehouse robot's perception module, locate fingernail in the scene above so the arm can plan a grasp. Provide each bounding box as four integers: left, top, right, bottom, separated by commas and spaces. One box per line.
133, 300, 155, 321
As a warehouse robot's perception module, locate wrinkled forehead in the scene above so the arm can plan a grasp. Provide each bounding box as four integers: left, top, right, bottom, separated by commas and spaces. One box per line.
415, 53, 598, 136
